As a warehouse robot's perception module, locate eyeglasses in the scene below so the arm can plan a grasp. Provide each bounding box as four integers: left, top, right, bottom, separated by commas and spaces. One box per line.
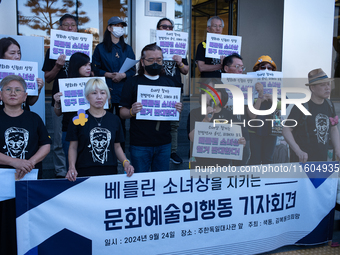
159, 25, 173, 30
228, 65, 246, 71
211, 25, 223, 29
62, 23, 77, 28
143, 58, 163, 65
259, 64, 274, 70
2, 88, 25, 95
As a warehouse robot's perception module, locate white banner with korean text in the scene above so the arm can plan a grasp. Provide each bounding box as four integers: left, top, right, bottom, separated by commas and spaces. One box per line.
49, 29, 93, 61
58, 77, 108, 112
136, 85, 181, 121
0, 59, 39, 96
156, 30, 188, 60
205, 33, 242, 59
192, 122, 243, 160
16, 165, 338, 255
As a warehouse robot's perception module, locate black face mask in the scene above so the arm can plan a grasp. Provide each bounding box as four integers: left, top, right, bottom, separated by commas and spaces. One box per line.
144, 62, 162, 76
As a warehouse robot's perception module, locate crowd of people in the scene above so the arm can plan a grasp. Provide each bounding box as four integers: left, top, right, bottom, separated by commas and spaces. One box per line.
0, 13, 339, 254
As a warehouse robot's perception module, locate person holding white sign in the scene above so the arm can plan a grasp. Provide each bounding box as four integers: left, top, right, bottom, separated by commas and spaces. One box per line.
92, 16, 136, 152
120, 43, 182, 172
0, 37, 44, 110
42, 14, 78, 178
0, 75, 51, 255
157, 17, 189, 165
53, 52, 92, 170
187, 78, 246, 168
66, 78, 134, 181
248, 56, 279, 165
195, 16, 224, 78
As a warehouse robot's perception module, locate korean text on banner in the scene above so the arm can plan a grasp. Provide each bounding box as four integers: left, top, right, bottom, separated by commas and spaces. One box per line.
156, 30, 188, 61
58, 77, 107, 112
49, 29, 93, 61
136, 85, 181, 121
16, 167, 338, 255
192, 122, 243, 160
221, 73, 256, 106
205, 33, 242, 59
0, 59, 39, 96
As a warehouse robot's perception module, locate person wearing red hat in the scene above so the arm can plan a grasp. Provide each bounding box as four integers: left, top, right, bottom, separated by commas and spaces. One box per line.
283, 68, 340, 163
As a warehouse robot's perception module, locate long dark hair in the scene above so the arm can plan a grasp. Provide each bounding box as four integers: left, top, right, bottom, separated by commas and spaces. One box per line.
0, 37, 21, 59
103, 27, 127, 53
137, 43, 165, 76
68, 52, 91, 78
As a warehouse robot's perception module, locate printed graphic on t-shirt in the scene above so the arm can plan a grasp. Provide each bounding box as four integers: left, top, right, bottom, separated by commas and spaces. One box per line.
314, 113, 329, 145
211, 58, 221, 65
4, 127, 29, 159
163, 61, 176, 76
88, 127, 111, 164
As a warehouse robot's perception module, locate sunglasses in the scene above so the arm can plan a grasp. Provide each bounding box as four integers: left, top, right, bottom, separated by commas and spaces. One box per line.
159, 25, 174, 30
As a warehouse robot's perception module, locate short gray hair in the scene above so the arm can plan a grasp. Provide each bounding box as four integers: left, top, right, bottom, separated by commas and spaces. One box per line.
0, 75, 27, 91
207, 16, 224, 28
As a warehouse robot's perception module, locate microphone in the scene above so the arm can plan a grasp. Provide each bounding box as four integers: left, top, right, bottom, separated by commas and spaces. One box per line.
207, 99, 215, 118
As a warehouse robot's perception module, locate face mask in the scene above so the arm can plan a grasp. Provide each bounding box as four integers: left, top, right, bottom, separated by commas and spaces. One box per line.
144, 62, 162, 76
111, 27, 125, 38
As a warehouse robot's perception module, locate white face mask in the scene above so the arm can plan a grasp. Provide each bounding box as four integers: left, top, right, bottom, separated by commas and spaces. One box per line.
111, 27, 125, 38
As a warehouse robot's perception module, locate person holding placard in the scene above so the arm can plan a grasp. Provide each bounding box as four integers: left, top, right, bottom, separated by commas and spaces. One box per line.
53, 52, 92, 169
42, 14, 78, 178
0, 75, 51, 255
157, 17, 189, 165
120, 43, 182, 172
187, 78, 246, 168
92, 16, 136, 152
248, 55, 279, 165
65, 78, 134, 181
222, 53, 250, 165
195, 16, 225, 78
0, 37, 44, 110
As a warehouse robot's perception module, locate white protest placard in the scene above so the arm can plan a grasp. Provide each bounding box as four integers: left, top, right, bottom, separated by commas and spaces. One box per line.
49, 29, 93, 61
192, 122, 243, 160
221, 73, 256, 106
205, 33, 242, 59
247, 71, 283, 97
136, 85, 181, 121
58, 77, 108, 113
119, 58, 139, 73
0, 59, 39, 96
156, 30, 188, 60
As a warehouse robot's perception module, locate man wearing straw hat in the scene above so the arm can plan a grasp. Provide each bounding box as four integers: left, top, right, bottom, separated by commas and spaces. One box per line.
283, 68, 340, 163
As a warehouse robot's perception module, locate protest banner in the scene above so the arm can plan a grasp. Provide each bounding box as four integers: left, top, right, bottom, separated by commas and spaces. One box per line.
16, 165, 338, 254
205, 33, 241, 59
221, 73, 256, 106
0, 59, 39, 96
49, 29, 93, 61
192, 122, 243, 160
58, 77, 108, 112
156, 30, 188, 60
136, 85, 181, 121
247, 70, 283, 97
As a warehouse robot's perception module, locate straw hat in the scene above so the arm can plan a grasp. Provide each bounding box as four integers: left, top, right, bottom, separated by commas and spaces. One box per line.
305, 68, 333, 86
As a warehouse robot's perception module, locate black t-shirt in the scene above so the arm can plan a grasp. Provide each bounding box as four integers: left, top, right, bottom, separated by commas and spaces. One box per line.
0, 110, 52, 170
195, 41, 221, 78
66, 111, 124, 174
163, 59, 188, 90
42, 48, 69, 106
120, 75, 175, 146
62, 111, 76, 132
287, 100, 336, 162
